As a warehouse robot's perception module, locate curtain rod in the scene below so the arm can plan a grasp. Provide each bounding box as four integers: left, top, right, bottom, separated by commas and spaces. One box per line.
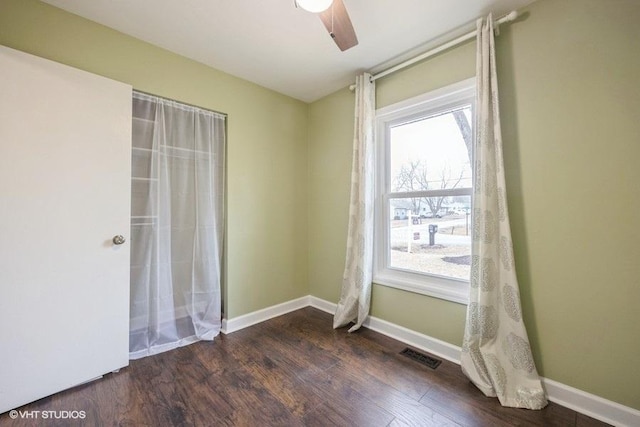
133, 89, 227, 118
349, 10, 518, 91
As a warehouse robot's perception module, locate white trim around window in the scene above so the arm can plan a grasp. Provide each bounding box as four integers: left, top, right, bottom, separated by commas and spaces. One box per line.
374, 78, 476, 305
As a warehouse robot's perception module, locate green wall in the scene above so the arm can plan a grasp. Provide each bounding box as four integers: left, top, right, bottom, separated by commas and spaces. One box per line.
0, 0, 309, 319
309, 0, 640, 410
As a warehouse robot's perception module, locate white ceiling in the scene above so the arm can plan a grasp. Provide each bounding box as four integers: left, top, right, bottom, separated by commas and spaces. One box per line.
42, 0, 535, 103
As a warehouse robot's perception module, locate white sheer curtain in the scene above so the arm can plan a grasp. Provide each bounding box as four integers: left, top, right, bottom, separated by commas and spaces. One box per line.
129, 92, 225, 359
461, 15, 547, 409
333, 73, 376, 332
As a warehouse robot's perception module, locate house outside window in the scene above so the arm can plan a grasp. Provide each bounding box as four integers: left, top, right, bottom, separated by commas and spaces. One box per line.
374, 78, 475, 304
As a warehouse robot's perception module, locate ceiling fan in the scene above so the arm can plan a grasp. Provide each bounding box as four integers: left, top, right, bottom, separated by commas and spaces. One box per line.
295, 0, 358, 51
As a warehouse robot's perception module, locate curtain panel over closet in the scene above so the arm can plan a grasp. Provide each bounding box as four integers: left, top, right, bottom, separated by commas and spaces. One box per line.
129, 92, 225, 359
460, 15, 547, 409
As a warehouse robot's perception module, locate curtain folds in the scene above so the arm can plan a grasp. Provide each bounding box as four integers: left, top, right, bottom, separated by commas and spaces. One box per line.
460, 15, 547, 409
129, 92, 225, 359
333, 73, 376, 332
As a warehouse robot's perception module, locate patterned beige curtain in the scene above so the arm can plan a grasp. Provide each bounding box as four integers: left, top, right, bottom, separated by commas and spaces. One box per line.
333, 73, 376, 332
460, 15, 547, 409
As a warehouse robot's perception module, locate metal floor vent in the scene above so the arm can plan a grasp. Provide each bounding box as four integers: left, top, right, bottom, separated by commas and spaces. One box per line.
400, 348, 442, 369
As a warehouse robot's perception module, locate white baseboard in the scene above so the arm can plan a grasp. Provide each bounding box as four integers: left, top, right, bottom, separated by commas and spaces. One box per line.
308, 296, 462, 364
308, 295, 336, 315
364, 315, 464, 365
221, 295, 310, 334
225, 295, 640, 427
541, 378, 640, 427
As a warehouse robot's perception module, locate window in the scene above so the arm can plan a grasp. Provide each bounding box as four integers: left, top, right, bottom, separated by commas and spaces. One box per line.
374, 78, 475, 304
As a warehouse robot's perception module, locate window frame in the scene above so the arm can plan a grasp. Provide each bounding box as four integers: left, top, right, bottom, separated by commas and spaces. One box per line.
374, 78, 476, 305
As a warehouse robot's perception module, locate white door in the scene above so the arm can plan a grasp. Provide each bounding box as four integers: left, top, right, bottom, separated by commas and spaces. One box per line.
0, 46, 132, 413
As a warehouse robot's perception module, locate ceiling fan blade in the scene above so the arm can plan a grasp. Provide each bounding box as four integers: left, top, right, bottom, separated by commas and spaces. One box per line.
319, 0, 358, 51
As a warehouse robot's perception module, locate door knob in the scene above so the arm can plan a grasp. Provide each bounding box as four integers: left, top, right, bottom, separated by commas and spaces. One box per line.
112, 235, 126, 245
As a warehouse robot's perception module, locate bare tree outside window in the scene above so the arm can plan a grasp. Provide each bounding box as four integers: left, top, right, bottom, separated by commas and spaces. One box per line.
393, 160, 465, 217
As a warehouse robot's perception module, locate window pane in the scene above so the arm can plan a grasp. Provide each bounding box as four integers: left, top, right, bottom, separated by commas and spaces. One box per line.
390, 106, 472, 193
388, 196, 471, 280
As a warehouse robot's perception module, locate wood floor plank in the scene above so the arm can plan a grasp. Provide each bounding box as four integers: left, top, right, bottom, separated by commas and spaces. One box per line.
1, 307, 613, 427
205, 367, 303, 427
307, 362, 461, 427
421, 379, 577, 427
92, 370, 148, 426
302, 400, 393, 427
243, 322, 341, 375
269, 308, 436, 400
126, 348, 229, 425
576, 413, 614, 427
240, 359, 325, 418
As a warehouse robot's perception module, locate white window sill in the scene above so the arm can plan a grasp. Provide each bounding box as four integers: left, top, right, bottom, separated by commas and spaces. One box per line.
373, 270, 469, 305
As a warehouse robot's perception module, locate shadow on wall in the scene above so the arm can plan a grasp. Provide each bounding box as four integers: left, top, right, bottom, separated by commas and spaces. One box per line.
492, 11, 544, 372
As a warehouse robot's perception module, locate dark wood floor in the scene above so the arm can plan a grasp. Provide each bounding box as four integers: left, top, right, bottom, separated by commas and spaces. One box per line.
2, 307, 609, 426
